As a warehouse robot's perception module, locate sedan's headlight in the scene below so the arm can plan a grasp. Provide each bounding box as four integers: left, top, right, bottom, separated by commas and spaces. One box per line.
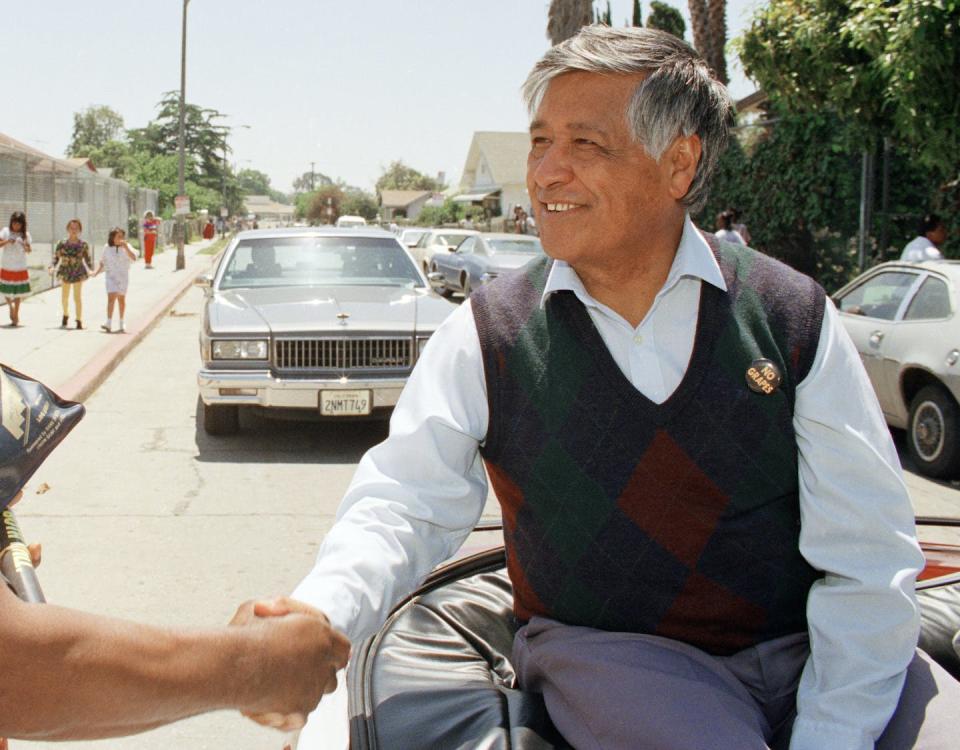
212, 340, 268, 360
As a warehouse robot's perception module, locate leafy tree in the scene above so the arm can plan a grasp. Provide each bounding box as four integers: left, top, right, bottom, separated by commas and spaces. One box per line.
547, 0, 592, 45
127, 92, 231, 194
647, 1, 685, 39
67, 106, 125, 157
304, 185, 344, 225
237, 168, 289, 205
375, 161, 442, 195
292, 169, 333, 194
341, 187, 379, 220
738, 0, 960, 183
237, 168, 272, 195
695, 106, 951, 288
633, 0, 643, 25
81, 140, 134, 179
416, 198, 465, 227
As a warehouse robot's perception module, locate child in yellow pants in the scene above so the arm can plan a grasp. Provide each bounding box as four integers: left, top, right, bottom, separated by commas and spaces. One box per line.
50, 219, 93, 329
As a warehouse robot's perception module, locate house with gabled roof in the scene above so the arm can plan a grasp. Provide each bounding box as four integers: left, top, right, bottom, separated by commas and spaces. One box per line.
379, 189, 434, 221
453, 132, 530, 218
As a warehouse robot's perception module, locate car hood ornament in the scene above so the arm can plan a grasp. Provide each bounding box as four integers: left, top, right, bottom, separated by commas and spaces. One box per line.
336, 312, 350, 326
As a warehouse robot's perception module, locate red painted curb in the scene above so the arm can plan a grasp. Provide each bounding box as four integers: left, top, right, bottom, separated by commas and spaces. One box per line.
57, 256, 217, 402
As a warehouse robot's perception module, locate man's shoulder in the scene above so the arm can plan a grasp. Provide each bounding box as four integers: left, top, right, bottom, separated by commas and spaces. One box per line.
708, 234, 819, 290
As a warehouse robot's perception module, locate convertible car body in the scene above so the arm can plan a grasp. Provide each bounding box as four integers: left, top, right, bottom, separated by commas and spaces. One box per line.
345, 520, 960, 749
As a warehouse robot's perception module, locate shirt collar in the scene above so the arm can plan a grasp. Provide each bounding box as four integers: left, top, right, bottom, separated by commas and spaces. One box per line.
540, 214, 727, 309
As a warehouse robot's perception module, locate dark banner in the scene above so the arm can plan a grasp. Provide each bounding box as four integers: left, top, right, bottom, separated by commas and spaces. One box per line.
0, 364, 85, 510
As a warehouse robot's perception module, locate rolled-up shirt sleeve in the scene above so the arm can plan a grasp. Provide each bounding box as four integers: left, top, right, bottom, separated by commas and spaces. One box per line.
292, 301, 490, 644
791, 299, 924, 750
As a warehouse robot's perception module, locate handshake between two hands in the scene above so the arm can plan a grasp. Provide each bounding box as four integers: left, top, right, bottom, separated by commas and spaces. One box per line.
229, 596, 351, 734
2, 491, 350, 742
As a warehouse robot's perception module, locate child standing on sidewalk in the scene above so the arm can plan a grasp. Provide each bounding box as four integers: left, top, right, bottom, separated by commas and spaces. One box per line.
50, 219, 94, 329
95, 227, 137, 333
142, 210, 160, 269
0, 211, 32, 326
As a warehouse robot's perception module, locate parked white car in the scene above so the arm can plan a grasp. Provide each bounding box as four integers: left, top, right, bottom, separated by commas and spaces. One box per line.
834, 260, 960, 478
409, 228, 479, 274
335, 215, 368, 228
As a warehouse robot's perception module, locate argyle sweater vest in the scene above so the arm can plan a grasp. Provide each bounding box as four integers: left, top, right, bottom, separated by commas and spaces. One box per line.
471, 239, 826, 655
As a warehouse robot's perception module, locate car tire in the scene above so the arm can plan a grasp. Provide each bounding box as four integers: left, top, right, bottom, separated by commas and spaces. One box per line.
907, 385, 960, 479
203, 402, 240, 436
432, 263, 454, 298
462, 275, 472, 299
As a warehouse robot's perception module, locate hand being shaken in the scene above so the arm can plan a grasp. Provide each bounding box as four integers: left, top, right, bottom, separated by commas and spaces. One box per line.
229, 597, 350, 732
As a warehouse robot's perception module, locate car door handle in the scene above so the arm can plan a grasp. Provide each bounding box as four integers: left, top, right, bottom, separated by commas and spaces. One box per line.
869, 331, 884, 347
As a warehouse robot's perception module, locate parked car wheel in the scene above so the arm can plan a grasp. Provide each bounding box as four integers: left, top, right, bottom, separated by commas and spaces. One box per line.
462, 274, 472, 299
203, 402, 240, 436
431, 263, 454, 298
908, 385, 960, 478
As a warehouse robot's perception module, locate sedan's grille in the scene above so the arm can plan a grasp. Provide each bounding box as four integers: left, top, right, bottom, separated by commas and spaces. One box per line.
275, 338, 412, 370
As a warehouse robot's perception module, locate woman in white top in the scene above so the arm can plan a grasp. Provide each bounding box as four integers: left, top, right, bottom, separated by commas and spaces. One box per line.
0, 211, 33, 326
714, 209, 746, 245
900, 214, 946, 262
94, 227, 137, 333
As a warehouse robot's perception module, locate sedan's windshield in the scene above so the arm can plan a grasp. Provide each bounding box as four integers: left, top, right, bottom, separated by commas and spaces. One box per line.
487, 238, 543, 254
218, 237, 424, 289
434, 233, 472, 247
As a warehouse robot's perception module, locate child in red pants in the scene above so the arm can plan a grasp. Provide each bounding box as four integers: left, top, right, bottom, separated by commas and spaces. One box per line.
142, 210, 160, 269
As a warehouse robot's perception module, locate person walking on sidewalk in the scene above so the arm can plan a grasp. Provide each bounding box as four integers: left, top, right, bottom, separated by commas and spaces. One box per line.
94, 227, 137, 333
49, 219, 93, 330
0, 211, 32, 327
142, 210, 160, 269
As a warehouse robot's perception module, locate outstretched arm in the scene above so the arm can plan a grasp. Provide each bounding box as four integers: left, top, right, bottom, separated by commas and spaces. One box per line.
0, 583, 349, 740
292, 301, 490, 643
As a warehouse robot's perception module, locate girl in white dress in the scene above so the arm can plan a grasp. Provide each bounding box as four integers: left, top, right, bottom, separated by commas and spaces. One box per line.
94, 227, 137, 333
0, 211, 33, 326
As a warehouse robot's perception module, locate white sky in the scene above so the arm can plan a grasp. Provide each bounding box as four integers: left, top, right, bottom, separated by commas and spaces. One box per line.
9, 0, 762, 194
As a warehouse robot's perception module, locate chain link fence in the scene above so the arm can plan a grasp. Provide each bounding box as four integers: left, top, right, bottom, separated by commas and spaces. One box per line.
0, 135, 158, 298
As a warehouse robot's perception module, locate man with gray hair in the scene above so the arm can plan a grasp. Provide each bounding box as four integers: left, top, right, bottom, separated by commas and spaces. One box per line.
288, 25, 957, 748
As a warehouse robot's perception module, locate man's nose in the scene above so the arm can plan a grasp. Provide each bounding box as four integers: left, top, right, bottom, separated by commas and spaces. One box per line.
529, 143, 573, 189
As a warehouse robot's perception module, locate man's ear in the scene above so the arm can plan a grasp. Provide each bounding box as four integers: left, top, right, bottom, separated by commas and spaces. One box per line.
666, 134, 702, 201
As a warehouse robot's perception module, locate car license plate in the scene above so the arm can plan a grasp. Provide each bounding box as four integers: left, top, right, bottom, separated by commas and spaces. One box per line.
320, 389, 372, 416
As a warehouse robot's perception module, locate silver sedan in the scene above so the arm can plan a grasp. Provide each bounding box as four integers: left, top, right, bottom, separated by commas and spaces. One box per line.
196, 228, 456, 435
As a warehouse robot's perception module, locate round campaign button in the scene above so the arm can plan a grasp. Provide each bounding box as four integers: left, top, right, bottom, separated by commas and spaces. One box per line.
745, 358, 782, 395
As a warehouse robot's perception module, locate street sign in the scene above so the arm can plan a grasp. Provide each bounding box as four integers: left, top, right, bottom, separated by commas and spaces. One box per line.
174, 195, 191, 215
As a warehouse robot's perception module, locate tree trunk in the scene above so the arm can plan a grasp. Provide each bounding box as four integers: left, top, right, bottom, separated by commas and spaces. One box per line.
706, 0, 729, 84
547, 0, 593, 46
688, 0, 711, 60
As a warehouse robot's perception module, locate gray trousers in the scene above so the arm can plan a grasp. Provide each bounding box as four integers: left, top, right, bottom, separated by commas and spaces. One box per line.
513, 617, 960, 750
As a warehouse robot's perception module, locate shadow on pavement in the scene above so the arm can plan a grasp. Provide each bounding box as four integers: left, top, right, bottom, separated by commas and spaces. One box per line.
193, 398, 388, 465
890, 427, 960, 494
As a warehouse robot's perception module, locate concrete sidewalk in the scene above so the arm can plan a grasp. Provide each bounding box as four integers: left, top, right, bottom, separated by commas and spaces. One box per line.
1, 239, 220, 402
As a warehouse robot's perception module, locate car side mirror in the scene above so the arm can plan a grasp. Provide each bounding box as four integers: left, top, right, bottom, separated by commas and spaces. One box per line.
446, 245, 456, 252
195, 273, 213, 292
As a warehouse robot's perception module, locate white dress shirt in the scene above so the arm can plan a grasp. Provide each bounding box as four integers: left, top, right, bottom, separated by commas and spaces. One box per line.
900, 235, 942, 263
294, 216, 923, 750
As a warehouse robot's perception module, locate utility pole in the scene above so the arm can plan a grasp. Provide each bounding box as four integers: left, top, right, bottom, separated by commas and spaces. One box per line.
176, 0, 190, 271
